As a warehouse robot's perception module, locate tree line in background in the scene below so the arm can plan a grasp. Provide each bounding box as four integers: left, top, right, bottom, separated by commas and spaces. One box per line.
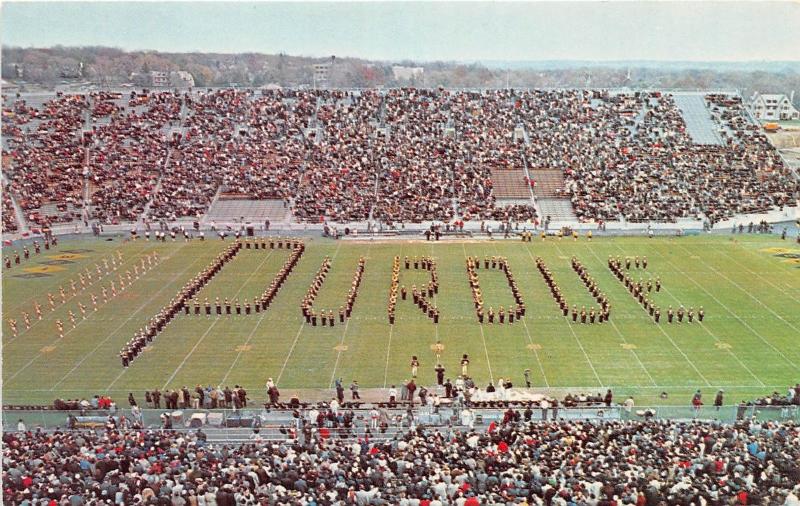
2, 46, 799, 103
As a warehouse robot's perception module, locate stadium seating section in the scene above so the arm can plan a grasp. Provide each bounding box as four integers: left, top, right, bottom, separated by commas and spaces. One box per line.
3, 89, 797, 232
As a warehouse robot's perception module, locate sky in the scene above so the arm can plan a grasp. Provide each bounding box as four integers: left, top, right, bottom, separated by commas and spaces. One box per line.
2, 1, 799, 63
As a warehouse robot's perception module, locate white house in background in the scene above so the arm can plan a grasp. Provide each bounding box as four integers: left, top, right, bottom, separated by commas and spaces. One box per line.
169, 71, 195, 88
749, 92, 799, 121
392, 66, 424, 82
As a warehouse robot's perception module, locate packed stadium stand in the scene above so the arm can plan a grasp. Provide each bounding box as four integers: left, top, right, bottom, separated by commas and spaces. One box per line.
4, 418, 800, 505
2, 89, 798, 232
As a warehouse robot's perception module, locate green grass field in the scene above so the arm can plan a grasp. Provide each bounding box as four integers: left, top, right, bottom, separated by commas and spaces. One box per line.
2, 234, 799, 407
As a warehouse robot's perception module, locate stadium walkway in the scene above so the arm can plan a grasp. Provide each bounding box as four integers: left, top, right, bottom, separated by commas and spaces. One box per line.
674, 94, 724, 146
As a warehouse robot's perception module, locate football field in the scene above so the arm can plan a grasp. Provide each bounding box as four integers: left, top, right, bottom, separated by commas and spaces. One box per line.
2, 233, 799, 407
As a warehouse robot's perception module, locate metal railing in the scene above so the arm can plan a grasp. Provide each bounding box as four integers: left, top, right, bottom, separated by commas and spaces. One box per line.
4, 404, 799, 434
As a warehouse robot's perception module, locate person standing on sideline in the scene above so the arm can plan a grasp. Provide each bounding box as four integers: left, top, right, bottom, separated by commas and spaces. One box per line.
461, 354, 470, 377
692, 390, 703, 416
714, 390, 724, 411
334, 378, 345, 403
435, 363, 445, 386
604, 389, 613, 407
410, 356, 419, 378
524, 368, 532, 388
350, 380, 361, 400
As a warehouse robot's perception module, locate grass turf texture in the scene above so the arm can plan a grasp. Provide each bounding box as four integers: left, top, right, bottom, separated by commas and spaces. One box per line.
2, 235, 799, 407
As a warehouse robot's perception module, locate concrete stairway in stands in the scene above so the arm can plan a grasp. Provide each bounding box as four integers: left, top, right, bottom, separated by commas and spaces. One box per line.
529, 169, 566, 198
528, 169, 577, 221
538, 198, 577, 222
490, 168, 531, 199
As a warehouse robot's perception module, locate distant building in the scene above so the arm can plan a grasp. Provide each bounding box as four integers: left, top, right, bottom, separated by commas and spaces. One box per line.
392, 66, 424, 82
59, 62, 84, 79
169, 71, 195, 88
131, 70, 195, 88
149, 71, 170, 87
312, 62, 332, 88
750, 92, 799, 121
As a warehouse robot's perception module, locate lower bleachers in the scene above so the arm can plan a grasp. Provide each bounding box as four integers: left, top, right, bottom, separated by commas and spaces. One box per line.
490, 168, 531, 199
205, 199, 289, 223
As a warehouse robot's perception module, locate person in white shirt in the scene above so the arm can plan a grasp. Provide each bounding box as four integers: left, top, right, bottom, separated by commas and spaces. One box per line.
624, 396, 635, 414
17, 419, 26, 432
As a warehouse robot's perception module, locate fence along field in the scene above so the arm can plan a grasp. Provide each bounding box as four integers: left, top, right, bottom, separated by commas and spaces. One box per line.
2, 234, 799, 407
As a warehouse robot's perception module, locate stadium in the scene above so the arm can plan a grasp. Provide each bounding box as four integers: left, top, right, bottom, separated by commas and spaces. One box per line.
3, 3, 800, 505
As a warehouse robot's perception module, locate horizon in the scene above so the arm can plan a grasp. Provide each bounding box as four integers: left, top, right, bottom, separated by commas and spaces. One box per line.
2, 2, 800, 63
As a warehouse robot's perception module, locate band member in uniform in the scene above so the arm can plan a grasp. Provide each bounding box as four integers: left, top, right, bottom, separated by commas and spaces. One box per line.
589, 307, 596, 324
401, 285, 407, 300
78, 303, 87, 319
498, 306, 505, 324
245, 299, 251, 315
667, 306, 674, 324
642, 256, 648, 269
411, 356, 419, 378
655, 277, 661, 292
194, 299, 201, 315
572, 305, 578, 323
487, 306, 495, 324
224, 298, 231, 315
235, 299, 241, 315
698, 306, 705, 322
687, 307, 694, 323
677, 306, 685, 323
328, 310, 335, 326
339, 307, 345, 323
654, 307, 661, 323
22, 311, 31, 329
580, 306, 587, 324
8, 318, 18, 337
205, 298, 212, 316
56, 319, 64, 339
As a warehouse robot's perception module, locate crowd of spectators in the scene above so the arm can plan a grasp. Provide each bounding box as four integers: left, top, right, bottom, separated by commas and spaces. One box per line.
4, 416, 800, 505
3, 88, 796, 230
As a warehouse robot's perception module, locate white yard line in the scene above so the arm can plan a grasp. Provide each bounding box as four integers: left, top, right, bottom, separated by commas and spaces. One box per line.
564, 243, 657, 387
50, 245, 196, 390
631, 250, 767, 387
522, 243, 603, 388
327, 240, 368, 388
6, 244, 152, 343
718, 249, 800, 304
460, 242, 495, 384
219, 251, 278, 385
383, 241, 401, 388
520, 318, 550, 388
679, 244, 800, 335
383, 325, 394, 388
653, 244, 800, 374
328, 318, 353, 388
602, 243, 711, 387
489, 241, 549, 387
7, 247, 173, 383
160, 247, 277, 390
276, 323, 306, 385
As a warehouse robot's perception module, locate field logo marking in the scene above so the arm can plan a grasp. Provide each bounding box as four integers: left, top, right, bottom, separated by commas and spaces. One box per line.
23, 265, 66, 274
